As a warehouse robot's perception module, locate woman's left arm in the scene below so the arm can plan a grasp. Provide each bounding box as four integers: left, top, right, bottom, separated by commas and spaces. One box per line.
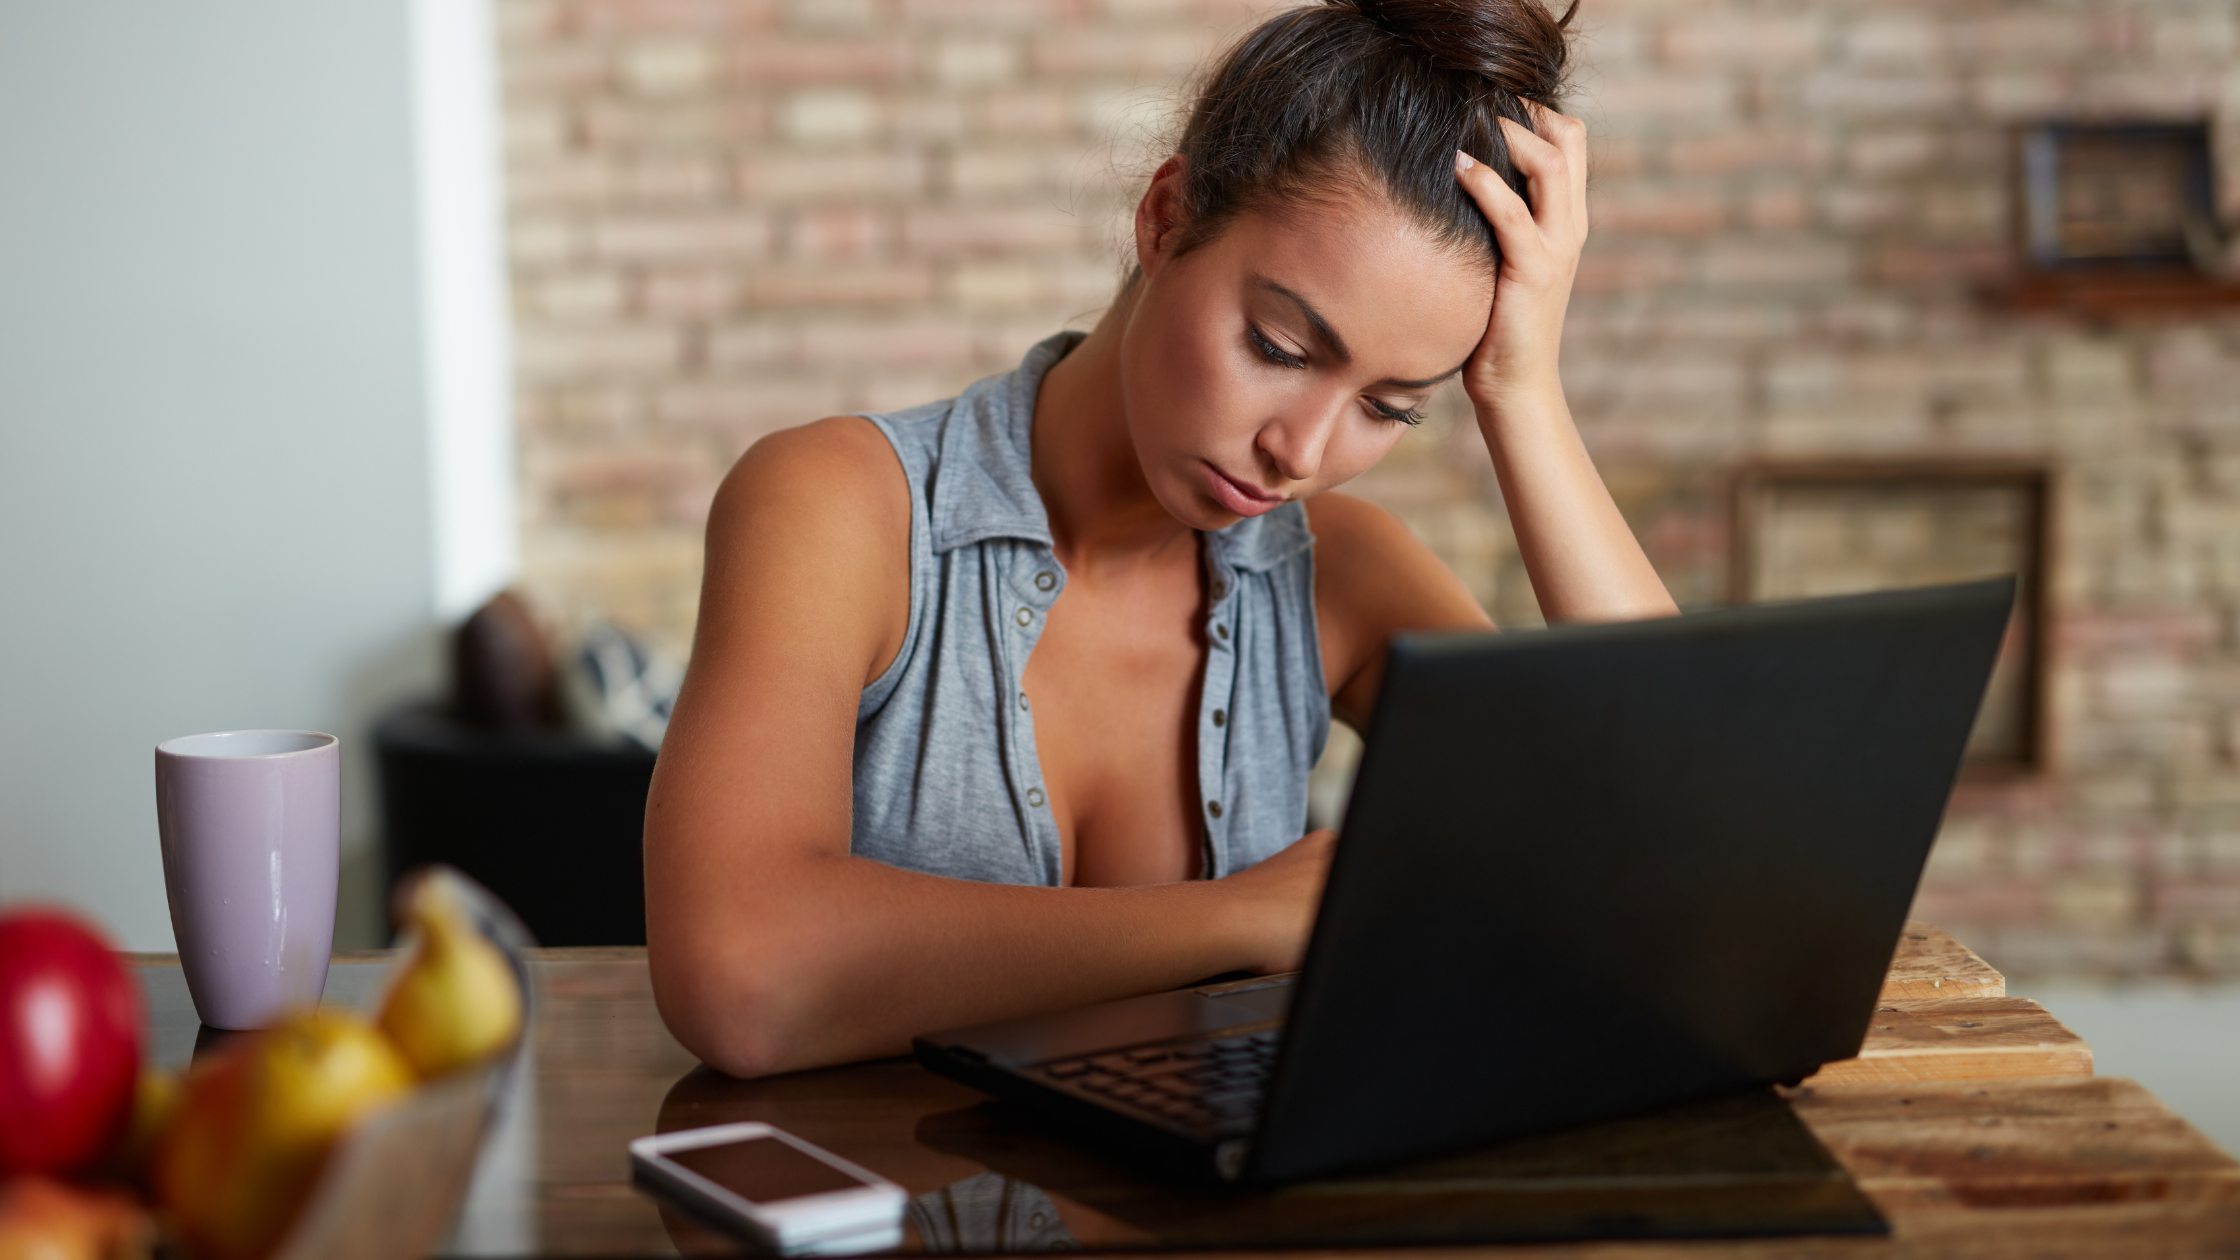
1455, 110, 1678, 625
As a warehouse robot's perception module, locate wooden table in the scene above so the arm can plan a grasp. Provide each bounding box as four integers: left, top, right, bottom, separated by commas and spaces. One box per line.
132, 925, 2240, 1257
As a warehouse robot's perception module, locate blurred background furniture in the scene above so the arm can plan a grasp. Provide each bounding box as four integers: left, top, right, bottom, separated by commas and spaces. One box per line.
374, 591, 672, 947
375, 704, 654, 947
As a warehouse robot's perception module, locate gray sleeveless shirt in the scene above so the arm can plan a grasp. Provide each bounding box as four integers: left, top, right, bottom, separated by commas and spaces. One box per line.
853, 331, 1331, 885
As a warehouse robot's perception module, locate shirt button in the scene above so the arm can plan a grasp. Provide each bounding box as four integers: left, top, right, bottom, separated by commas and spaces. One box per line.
1212, 709, 1226, 727
1018, 692, 1030, 710
1215, 624, 1229, 641
1206, 799, 1223, 819
1016, 606, 1032, 626
1027, 788, 1046, 807
1035, 571, 1057, 591
1211, 579, 1228, 600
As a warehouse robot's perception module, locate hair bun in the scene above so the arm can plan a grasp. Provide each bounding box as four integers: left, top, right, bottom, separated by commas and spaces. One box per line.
1165, 0, 1572, 274
1333, 0, 1573, 104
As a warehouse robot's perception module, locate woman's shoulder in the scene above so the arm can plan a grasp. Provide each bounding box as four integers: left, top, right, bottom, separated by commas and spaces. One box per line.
1304, 491, 1492, 719
702, 417, 914, 686
708, 416, 912, 582
1302, 492, 1420, 567
719, 416, 906, 522
1303, 491, 1485, 622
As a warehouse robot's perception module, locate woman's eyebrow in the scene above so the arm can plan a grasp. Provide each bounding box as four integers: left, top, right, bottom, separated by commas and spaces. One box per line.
1251, 274, 1468, 389
1253, 275, 1351, 364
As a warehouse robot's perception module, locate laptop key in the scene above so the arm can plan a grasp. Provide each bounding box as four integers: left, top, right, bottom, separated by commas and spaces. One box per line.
1043, 1060, 1090, 1078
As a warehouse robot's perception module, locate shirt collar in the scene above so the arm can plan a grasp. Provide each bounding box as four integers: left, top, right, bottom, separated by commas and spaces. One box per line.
928, 332, 1079, 555
1205, 500, 1315, 574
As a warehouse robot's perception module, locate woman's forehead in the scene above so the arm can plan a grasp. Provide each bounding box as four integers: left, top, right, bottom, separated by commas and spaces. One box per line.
1213, 195, 1493, 375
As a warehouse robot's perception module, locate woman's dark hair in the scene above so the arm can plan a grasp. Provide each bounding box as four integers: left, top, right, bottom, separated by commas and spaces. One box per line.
1161, 0, 1575, 269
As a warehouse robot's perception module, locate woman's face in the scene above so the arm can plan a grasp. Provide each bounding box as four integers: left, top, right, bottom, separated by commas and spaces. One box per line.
1118, 180, 1496, 531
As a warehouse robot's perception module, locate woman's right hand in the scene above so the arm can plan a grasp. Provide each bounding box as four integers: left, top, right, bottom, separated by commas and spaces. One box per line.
1218, 829, 1338, 973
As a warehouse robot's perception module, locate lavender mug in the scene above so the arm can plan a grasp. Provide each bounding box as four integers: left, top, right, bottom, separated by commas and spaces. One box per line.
156, 730, 340, 1029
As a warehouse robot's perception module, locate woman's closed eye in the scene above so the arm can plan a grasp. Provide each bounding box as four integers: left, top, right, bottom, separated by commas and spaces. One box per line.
1247, 323, 1306, 370
1365, 397, 1425, 426
1249, 324, 1425, 426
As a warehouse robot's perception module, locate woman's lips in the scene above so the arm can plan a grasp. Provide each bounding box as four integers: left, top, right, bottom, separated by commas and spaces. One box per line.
1204, 463, 1283, 517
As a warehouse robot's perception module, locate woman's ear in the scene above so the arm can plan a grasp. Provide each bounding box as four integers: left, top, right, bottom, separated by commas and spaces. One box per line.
1132, 155, 1190, 275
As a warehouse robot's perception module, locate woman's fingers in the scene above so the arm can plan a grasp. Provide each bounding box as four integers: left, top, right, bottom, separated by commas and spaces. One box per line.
1519, 103, 1591, 230
1496, 115, 1581, 248
1455, 107, 1592, 274
1453, 110, 1589, 403
1455, 148, 1548, 279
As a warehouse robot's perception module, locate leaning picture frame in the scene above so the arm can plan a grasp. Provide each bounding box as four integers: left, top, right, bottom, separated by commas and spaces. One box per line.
1729, 461, 2053, 776
2017, 121, 2218, 271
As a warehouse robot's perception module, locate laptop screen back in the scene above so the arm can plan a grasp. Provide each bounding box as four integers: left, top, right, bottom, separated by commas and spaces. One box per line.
1247, 578, 2013, 1185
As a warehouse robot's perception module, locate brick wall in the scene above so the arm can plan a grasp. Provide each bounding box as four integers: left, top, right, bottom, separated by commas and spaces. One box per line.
499, 0, 2240, 976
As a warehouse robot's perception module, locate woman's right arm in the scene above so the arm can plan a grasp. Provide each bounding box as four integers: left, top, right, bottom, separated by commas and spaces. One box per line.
644, 418, 1329, 1078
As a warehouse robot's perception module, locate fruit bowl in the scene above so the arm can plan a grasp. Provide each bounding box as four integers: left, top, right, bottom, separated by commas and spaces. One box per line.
267, 870, 536, 1260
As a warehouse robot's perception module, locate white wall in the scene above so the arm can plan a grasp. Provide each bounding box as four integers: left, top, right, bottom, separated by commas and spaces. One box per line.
0, 0, 502, 950
2027, 983, 2240, 1159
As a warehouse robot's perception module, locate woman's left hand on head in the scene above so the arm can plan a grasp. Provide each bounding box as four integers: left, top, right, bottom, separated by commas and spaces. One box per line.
1452, 107, 1589, 412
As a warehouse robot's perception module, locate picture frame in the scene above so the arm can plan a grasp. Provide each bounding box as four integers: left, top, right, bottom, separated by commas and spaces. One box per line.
2016, 121, 2218, 271
1729, 461, 2053, 775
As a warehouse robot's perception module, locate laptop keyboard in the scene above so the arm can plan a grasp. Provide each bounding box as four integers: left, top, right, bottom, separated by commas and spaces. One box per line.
1038, 1027, 1280, 1134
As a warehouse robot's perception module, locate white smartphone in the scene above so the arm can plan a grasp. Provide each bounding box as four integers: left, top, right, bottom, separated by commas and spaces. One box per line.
629, 1122, 908, 1255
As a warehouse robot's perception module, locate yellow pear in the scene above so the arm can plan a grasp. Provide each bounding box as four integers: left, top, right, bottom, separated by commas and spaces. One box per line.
153, 1009, 414, 1260
377, 875, 522, 1078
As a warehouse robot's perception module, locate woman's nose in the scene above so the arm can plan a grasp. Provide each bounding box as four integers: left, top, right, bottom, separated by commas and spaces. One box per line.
1258, 399, 1341, 485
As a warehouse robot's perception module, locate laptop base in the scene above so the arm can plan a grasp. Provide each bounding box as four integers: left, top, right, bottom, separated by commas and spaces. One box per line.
911, 1083, 1886, 1248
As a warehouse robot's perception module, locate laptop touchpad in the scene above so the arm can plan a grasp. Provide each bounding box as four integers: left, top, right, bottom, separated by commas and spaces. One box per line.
958, 989, 1275, 1067
1203, 981, 1294, 1022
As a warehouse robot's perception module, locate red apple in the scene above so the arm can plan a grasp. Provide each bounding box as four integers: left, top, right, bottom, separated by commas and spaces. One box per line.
0, 907, 144, 1175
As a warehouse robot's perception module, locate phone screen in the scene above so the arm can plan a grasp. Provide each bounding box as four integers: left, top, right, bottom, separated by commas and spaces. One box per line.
666, 1135, 869, 1205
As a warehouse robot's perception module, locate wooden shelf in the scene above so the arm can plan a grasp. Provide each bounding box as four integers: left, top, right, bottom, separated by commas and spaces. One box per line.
1988, 267, 2240, 317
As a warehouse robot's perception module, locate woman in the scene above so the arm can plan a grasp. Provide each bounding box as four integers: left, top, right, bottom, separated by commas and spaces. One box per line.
646, 0, 1676, 1078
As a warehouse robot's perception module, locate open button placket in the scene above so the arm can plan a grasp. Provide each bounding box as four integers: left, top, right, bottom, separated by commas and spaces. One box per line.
999, 536, 1248, 884
998, 540, 1069, 884
1197, 548, 1241, 878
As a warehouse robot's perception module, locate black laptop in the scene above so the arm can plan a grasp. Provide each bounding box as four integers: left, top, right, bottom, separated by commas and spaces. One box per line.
915, 578, 2014, 1187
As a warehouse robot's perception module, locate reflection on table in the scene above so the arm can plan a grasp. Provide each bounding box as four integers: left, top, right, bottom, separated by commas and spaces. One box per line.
129, 928, 2240, 1257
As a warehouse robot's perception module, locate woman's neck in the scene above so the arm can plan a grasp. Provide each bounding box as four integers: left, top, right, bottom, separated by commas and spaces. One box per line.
1030, 290, 1199, 573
